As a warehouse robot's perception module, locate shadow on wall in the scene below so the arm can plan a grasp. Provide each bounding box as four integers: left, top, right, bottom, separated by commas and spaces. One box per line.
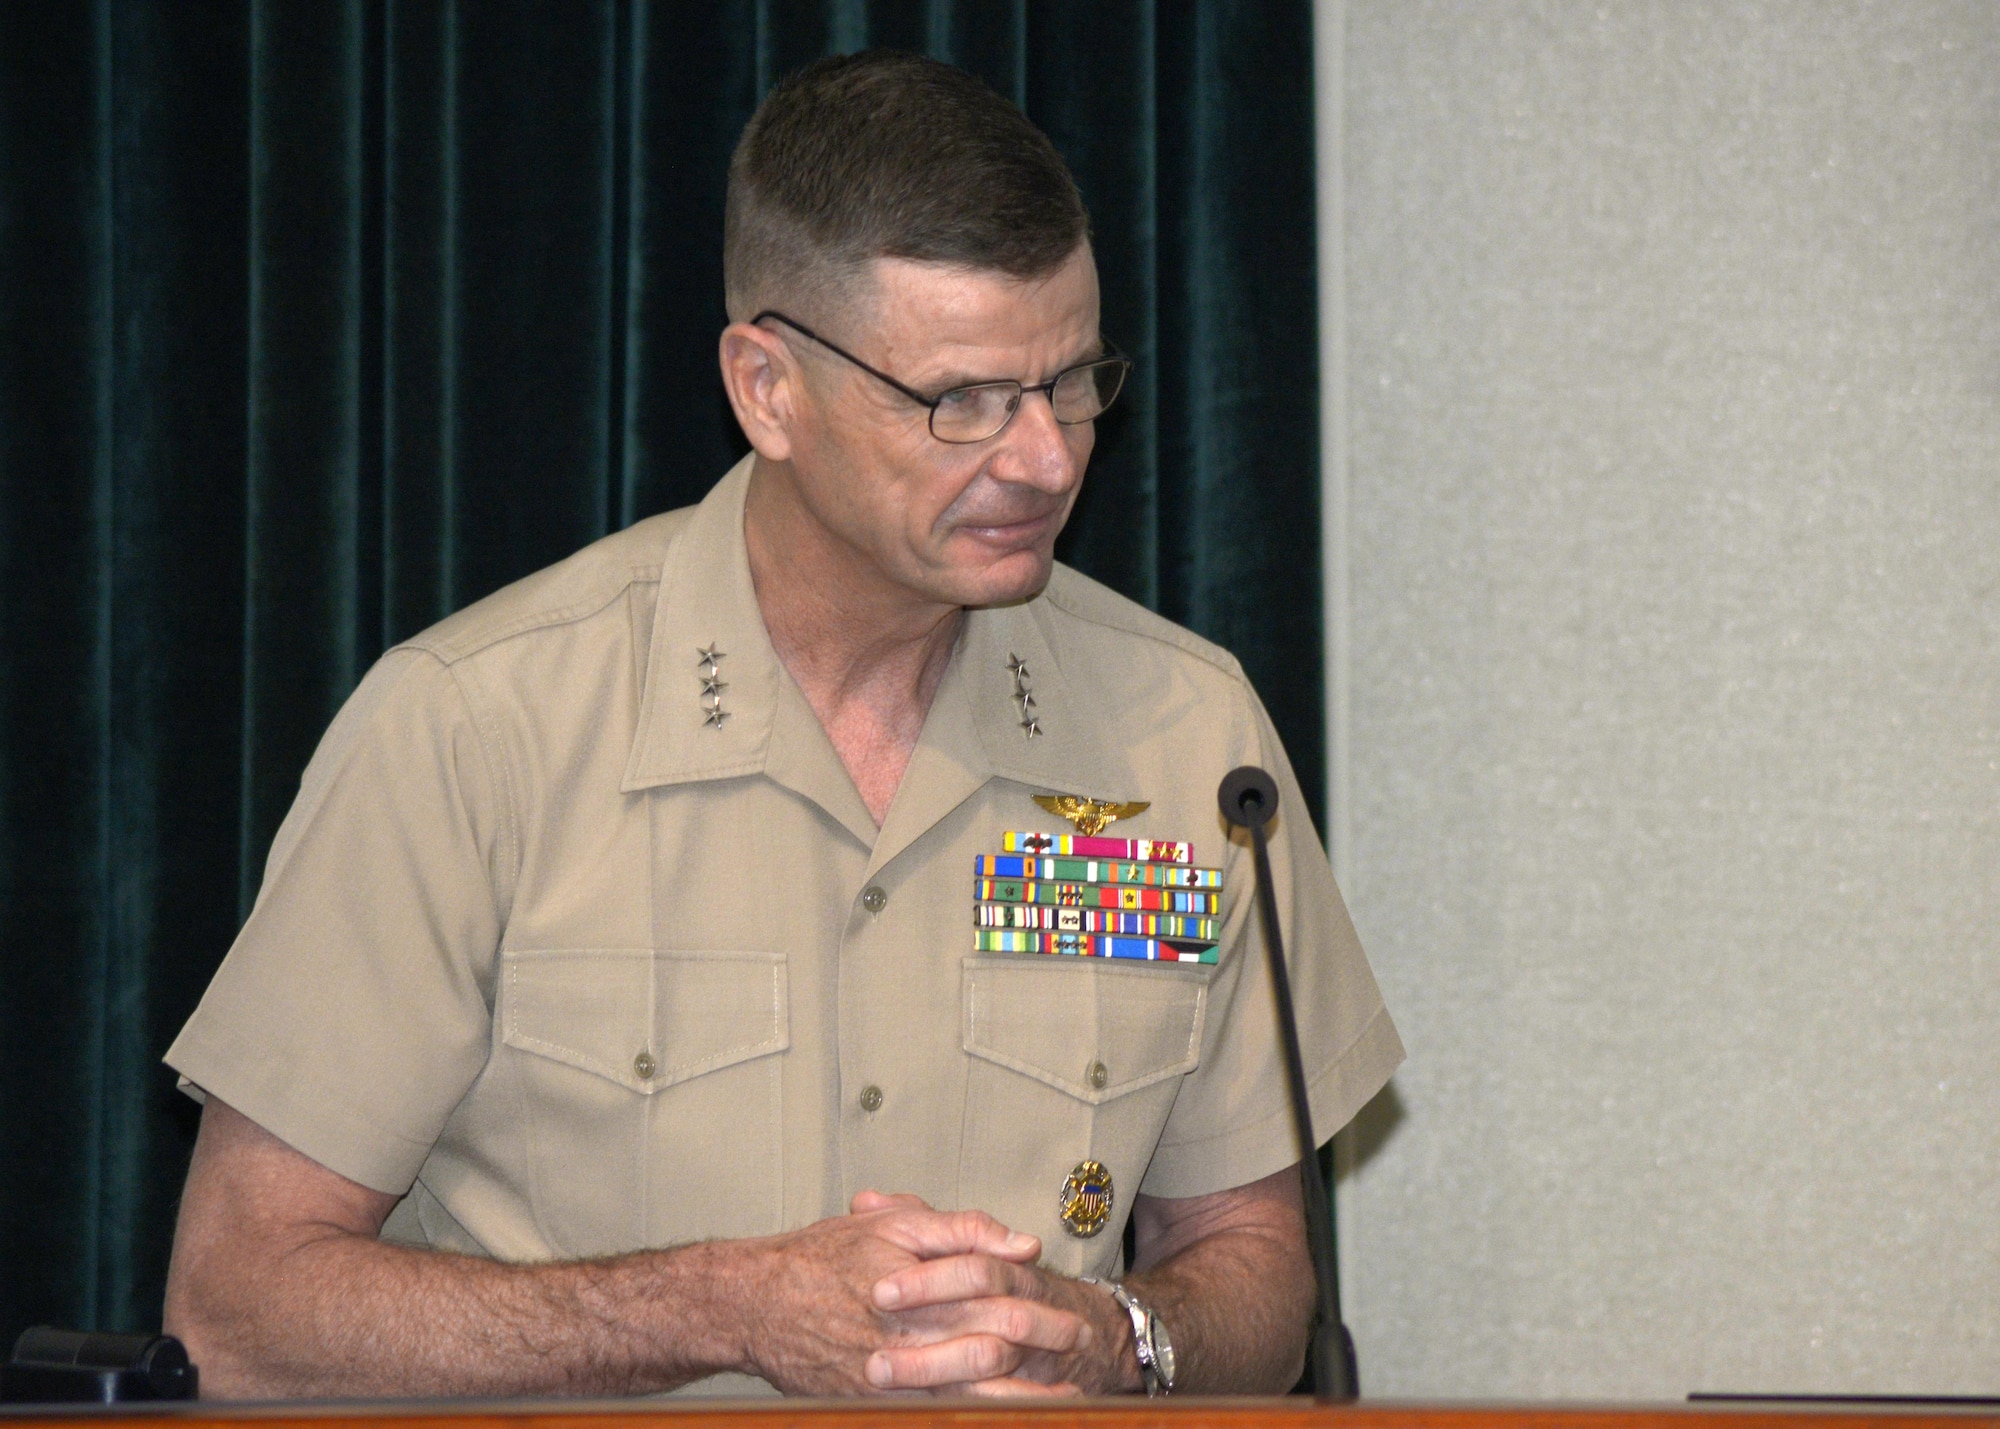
1336, 1080, 1406, 1185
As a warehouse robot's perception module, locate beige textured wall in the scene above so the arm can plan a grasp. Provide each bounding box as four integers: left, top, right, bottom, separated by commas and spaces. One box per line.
1325, 0, 2000, 1397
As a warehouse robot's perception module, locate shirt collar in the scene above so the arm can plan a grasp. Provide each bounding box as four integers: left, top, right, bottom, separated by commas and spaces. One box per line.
623, 457, 1141, 857
622, 456, 789, 793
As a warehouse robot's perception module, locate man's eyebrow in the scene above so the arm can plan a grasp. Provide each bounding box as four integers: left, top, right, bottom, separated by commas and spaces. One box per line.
922, 340, 1110, 392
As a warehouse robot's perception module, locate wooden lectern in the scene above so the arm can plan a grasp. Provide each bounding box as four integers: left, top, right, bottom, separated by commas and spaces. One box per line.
3, 1398, 1997, 1429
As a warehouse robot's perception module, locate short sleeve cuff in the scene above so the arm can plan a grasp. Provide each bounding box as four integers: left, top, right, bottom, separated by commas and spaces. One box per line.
167, 1029, 438, 1197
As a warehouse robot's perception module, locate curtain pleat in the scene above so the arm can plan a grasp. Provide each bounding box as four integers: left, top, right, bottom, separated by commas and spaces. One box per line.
0, 0, 1322, 1342
2, 0, 255, 1336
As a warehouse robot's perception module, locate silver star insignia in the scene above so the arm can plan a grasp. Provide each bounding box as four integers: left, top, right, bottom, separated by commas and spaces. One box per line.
701, 675, 728, 697
1006, 653, 1030, 682
1020, 715, 1041, 739
1016, 691, 1037, 712
696, 643, 725, 669
704, 705, 730, 729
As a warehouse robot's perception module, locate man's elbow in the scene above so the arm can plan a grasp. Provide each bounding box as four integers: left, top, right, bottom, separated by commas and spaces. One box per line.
1272, 1333, 1311, 1396
162, 1099, 403, 1397
1265, 1257, 1317, 1393
162, 1248, 263, 1399
163, 1209, 373, 1400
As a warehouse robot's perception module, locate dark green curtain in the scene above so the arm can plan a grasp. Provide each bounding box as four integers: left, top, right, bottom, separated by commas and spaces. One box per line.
0, 1, 1322, 1344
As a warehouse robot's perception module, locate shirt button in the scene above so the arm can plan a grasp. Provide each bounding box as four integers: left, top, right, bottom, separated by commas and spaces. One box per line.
634, 1051, 657, 1080
861, 885, 888, 913
859, 1084, 884, 1113
1088, 1060, 1109, 1090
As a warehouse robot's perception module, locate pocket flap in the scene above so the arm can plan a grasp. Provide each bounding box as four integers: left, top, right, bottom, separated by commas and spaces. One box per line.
961, 955, 1206, 1104
501, 948, 788, 1094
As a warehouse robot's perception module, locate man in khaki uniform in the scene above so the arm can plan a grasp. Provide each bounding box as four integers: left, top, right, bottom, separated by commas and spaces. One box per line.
163, 51, 1402, 1399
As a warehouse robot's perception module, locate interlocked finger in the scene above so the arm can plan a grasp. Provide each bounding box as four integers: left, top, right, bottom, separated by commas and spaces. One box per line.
868, 1332, 1025, 1389
850, 1189, 926, 1215
876, 1207, 1040, 1263
873, 1248, 1028, 1311
865, 1295, 1091, 1390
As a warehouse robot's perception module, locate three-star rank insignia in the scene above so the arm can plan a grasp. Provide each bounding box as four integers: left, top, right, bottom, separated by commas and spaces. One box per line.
697, 645, 728, 729
1006, 652, 1041, 738
1059, 1158, 1114, 1238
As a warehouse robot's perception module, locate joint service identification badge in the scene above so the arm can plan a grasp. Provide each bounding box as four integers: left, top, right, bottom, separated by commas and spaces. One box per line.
1060, 1158, 1114, 1238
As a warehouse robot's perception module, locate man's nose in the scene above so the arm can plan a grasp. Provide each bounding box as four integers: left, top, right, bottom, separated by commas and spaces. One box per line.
991, 388, 1084, 492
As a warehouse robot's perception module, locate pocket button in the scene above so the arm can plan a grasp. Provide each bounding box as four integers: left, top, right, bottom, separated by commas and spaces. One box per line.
633, 1051, 658, 1080
1088, 1060, 1109, 1090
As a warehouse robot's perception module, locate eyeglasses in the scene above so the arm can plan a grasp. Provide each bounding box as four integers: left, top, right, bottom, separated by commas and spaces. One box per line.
752, 310, 1131, 445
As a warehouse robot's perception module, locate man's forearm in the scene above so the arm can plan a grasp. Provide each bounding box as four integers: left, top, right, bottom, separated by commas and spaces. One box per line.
164, 1097, 762, 1398
167, 1099, 1062, 1399
168, 1227, 755, 1399
1118, 1216, 1317, 1394
1106, 1167, 1318, 1396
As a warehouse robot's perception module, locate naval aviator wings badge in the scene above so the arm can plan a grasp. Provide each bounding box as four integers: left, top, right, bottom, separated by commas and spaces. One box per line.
1030, 793, 1150, 837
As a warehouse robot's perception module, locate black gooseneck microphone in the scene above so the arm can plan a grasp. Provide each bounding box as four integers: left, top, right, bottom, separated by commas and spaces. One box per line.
1217, 765, 1359, 1402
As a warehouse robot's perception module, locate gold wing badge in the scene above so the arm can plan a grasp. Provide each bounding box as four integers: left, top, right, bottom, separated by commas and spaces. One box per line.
1032, 794, 1151, 837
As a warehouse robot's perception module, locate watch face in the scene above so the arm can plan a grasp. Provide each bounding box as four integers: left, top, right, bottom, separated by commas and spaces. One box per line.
1150, 1321, 1176, 1387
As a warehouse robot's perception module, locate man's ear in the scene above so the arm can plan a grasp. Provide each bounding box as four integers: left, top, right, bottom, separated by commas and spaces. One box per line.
719, 321, 801, 462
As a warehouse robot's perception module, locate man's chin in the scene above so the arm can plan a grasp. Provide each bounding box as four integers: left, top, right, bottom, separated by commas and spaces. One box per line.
935, 551, 1056, 610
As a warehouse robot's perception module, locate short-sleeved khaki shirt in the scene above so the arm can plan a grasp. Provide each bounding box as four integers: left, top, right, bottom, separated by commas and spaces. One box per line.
168, 456, 1402, 1390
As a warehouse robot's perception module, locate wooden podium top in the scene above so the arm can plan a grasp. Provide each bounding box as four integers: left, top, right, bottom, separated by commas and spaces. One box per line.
4, 1399, 1998, 1429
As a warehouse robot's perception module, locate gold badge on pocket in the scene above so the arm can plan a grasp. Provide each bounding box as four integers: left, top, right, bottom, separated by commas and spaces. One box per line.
1060, 1158, 1114, 1237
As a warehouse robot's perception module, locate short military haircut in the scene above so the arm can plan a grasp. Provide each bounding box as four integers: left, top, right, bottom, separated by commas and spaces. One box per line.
723, 50, 1089, 321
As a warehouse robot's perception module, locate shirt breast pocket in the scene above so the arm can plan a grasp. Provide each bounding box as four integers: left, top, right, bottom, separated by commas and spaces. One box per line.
499, 948, 788, 1257
957, 955, 1208, 1276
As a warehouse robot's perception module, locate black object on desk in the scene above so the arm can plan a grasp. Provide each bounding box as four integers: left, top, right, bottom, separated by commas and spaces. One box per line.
2, 1327, 199, 1403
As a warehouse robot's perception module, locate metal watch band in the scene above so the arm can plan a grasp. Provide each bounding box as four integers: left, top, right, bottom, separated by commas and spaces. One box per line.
1079, 1276, 1175, 1396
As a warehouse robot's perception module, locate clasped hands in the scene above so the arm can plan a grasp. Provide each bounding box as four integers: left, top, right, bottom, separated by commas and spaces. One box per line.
745, 1188, 1130, 1397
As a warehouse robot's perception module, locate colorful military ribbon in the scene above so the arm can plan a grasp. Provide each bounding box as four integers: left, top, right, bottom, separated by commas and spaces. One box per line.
1001, 830, 1193, 864
974, 903, 1220, 941
973, 930, 1218, 964
975, 816, 1223, 963
973, 854, 1221, 888
975, 878, 1220, 915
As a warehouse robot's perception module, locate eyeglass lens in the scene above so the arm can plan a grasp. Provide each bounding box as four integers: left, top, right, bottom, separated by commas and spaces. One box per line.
930, 360, 1130, 443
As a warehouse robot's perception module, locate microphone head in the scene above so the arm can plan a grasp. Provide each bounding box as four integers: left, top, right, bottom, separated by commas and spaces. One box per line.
1218, 765, 1280, 829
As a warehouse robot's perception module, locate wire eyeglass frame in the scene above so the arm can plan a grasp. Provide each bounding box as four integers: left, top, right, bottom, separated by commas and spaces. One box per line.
752, 309, 1131, 444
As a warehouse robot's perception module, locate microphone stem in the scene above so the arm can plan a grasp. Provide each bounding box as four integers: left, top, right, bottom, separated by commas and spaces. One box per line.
1246, 816, 1358, 1400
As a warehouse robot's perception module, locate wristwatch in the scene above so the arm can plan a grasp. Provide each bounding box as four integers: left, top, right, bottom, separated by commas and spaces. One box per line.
1080, 1277, 1176, 1396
